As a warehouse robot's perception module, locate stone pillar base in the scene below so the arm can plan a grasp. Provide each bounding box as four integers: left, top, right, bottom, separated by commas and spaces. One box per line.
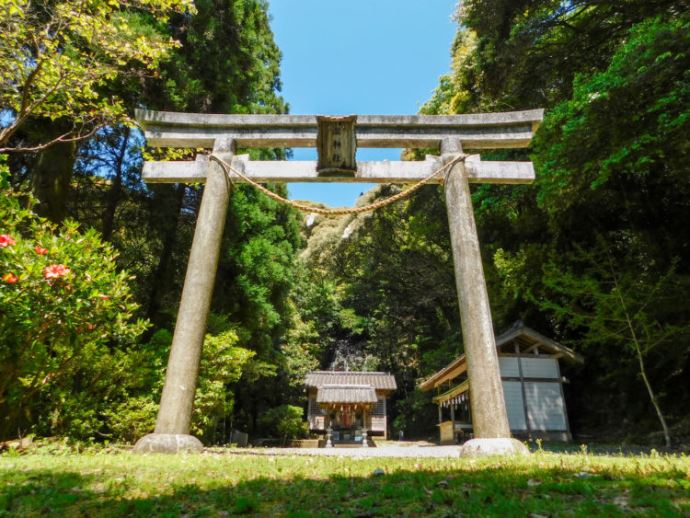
133, 433, 203, 454
459, 438, 529, 457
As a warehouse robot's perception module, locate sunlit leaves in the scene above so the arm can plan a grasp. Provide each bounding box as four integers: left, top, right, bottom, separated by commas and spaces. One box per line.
534, 16, 690, 214
0, 0, 195, 148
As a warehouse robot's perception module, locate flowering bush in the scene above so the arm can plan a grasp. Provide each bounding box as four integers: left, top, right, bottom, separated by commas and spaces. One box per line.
0, 186, 147, 439
0, 235, 16, 248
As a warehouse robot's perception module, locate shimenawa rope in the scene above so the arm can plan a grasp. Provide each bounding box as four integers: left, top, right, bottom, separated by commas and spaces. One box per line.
208, 153, 467, 216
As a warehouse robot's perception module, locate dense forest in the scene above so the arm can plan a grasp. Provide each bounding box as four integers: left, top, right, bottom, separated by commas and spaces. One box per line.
1, 0, 689, 447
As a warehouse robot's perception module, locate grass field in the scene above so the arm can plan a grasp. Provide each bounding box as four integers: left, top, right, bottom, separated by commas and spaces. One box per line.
1, 448, 689, 517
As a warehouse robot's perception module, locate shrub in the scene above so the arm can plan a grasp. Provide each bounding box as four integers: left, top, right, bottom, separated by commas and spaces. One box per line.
105, 396, 160, 444
104, 324, 255, 444
0, 184, 147, 439
257, 404, 307, 442
192, 329, 255, 441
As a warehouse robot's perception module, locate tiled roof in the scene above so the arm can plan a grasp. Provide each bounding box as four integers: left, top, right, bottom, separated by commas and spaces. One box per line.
305, 371, 397, 390
316, 384, 378, 404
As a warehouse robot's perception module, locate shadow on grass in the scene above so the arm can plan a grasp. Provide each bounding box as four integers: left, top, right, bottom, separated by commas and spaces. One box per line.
535, 441, 677, 456
0, 459, 687, 517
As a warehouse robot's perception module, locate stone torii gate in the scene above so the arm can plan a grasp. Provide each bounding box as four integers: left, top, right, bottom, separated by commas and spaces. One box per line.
133, 109, 543, 455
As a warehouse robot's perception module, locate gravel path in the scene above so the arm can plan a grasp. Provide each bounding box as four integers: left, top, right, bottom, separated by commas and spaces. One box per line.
220, 445, 461, 458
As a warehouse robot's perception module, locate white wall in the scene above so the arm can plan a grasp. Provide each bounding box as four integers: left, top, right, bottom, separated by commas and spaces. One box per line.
499, 356, 560, 379
499, 357, 520, 377
520, 357, 560, 378
502, 381, 527, 430
524, 382, 567, 431
499, 356, 568, 432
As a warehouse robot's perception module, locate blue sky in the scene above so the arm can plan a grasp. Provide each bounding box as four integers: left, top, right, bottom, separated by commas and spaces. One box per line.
267, 1, 457, 206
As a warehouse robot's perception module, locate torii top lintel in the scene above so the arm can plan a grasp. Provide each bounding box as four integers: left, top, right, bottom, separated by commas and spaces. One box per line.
136, 108, 543, 185
136, 109, 543, 150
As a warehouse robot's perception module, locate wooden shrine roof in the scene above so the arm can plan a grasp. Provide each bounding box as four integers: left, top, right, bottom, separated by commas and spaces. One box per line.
418, 322, 583, 392
305, 371, 397, 390
495, 321, 583, 364
316, 385, 378, 404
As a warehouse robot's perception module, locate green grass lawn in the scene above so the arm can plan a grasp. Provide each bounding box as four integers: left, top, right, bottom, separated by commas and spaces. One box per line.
1, 448, 689, 517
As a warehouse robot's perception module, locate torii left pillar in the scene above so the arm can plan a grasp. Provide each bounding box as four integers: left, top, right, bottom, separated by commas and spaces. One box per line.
134, 138, 234, 453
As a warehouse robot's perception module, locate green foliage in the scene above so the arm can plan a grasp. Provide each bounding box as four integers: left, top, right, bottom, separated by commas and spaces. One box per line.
529, 17, 690, 436
101, 329, 170, 443
296, 187, 463, 436
538, 237, 690, 444
290, 9, 690, 442
0, 156, 8, 186
9, 0, 293, 442
192, 328, 255, 441
104, 397, 160, 445
414, 4, 690, 440
0, 0, 194, 148
421, 29, 480, 115
104, 321, 255, 443
281, 307, 321, 394
534, 15, 690, 215
220, 185, 302, 354
0, 188, 147, 439
425, 0, 687, 114
541, 244, 690, 356
3, 0, 296, 444
215, 184, 302, 434
257, 404, 307, 441
147, 0, 286, 115
4, 0, 688, 449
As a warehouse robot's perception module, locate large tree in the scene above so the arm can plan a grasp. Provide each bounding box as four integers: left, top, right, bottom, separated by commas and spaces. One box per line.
1, 0, 194, 221
0, 0, 193, 150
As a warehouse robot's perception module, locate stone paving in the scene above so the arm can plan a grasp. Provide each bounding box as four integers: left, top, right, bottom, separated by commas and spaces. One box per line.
220, 443, 461, 458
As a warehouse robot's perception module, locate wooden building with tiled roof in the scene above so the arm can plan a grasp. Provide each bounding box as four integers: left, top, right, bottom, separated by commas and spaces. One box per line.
305, 371, 397, 446
419, 322, 584, 444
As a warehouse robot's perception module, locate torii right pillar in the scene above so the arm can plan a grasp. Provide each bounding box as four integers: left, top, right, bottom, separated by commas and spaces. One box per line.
442, 138, 529, 456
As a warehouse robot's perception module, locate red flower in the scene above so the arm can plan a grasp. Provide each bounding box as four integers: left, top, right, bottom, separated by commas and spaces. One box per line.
43, 264, 70, 280
97, 293, 110, 301
2, 273, 19, 284
0, 235, 16, 248
34, 246, 49, 255
86, 323, 97, 331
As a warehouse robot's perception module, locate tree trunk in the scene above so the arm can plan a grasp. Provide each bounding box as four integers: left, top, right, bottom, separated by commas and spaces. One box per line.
633, 339, 672, 448
146, 184, 187, 326
30, 120, 77, 223
614, 280, 672, 448
102, 126, 131, 242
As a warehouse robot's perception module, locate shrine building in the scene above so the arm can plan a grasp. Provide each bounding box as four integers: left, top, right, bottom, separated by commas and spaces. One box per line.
419, 322, 584, 444
305, 371, 397, 446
